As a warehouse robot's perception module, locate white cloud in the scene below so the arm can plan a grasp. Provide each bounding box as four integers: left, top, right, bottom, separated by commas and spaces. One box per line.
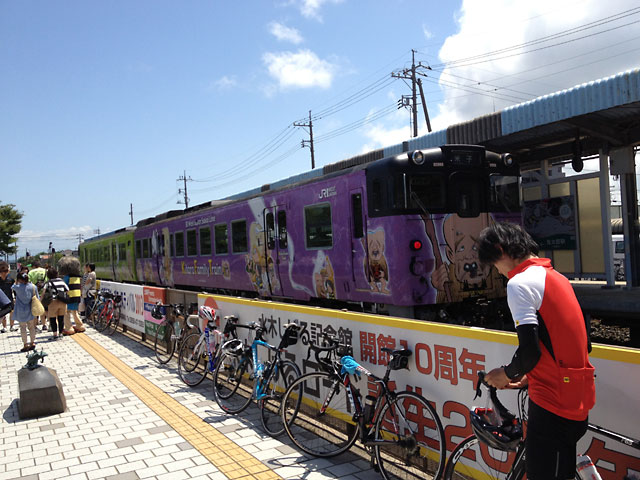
269, 22, 304, 44
16, 226, 95, 255
210, 75, 237, 91
431, 0, 640, 127
422, 24, 434, 40
296, 0, 343, 21
263, 49, 336, 89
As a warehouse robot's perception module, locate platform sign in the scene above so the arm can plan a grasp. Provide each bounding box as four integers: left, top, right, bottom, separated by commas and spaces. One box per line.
143, 286, 166, 337
523, 195, 577, 249
199, 293, 640, 478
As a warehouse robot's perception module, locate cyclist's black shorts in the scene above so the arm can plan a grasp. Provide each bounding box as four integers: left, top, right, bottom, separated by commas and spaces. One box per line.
526, 399, 588, 480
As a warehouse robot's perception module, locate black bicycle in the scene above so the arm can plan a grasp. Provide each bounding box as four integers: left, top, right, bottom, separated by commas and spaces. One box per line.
281, 334, 446, 480
151, 303, 200, 364
444, 371, 640, 479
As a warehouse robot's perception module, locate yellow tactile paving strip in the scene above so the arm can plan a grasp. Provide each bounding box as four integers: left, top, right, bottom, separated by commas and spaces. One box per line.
73, 333, 282, 480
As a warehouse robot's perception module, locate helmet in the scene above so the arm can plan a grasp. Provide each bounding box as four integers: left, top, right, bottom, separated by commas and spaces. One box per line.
222, 339, 245, 356
469, 407, 522, 451
151, 303, 164, 320
199, 305, 215, 323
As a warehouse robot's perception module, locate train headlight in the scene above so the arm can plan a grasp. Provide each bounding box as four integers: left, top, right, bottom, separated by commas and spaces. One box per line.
410, 150, 425, 165
502, 153, 514, 167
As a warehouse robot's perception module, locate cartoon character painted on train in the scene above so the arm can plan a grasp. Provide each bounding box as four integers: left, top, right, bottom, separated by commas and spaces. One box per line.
429, 214, 504, 303
362, 228, 391, 294
314, 253, 336, 299
245, 222, 279, 294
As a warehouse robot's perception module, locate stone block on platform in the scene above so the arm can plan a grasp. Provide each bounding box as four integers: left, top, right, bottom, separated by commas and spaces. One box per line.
17, 366, 67, 419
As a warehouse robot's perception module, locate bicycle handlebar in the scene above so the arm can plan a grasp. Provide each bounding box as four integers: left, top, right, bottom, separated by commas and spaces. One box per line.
475, 371, 517, 423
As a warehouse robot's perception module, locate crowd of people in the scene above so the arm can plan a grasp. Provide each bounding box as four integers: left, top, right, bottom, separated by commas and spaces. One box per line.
0, 258, 97, 352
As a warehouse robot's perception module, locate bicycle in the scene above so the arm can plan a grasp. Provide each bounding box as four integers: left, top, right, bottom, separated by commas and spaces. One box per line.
151, 302, 200, 364
93, 291, 123, 336
444, 371, 640, 480
84, 290, 105, 328
280, 335, 446, 480
177, 308, 240, 387
212, 320, 302, 436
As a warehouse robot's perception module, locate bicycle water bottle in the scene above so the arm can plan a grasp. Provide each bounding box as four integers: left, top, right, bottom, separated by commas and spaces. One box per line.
363, 395, 376, 426
175, 321, 182, 337
576, 455, 602, 480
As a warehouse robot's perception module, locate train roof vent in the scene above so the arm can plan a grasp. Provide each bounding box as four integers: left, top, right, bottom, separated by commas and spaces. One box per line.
323, 148, 384, 174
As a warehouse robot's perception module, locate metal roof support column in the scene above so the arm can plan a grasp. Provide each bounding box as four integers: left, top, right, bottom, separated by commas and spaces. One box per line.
599, 148, 615, 286
611, 146, 640, 287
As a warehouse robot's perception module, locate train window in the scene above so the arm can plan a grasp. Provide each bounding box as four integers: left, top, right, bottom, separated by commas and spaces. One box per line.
351, 194, 364, 238
169, 234, 174, 257
615, 241, 625, 254
118, 243, 126, 260
372, 179, 383, 212
450, 172, 482, 218
158, 234, 164, 256
409, 175, 446, 210
215, 224, 228, 255
304, 203, 333, 249
187, 229, 197, 256
232, 220, 248, 254
142, 238, 150, 258
175, 231, 185, 257
489, 175, 520, 213
200, 227, 212, 256
266, 212, 276, 250
136, 240, 142, 259
278, 210, 288, 249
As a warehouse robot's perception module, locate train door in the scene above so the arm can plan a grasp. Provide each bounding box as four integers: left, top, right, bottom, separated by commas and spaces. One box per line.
110, 241, 117, 280
152, 230, 164, 285
263, 206, 286, 296
350, 189, 370, 290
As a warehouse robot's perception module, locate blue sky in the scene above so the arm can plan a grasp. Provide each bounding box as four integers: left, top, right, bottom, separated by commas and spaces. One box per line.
2, 0, 640, 256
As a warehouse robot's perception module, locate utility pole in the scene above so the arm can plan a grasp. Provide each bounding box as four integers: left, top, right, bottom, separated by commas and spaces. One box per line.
129, 203, 134, 225
77, 233, 84, 244
391, 49, 432, 136
294, 111, 315, 169
177, 170, 192, 209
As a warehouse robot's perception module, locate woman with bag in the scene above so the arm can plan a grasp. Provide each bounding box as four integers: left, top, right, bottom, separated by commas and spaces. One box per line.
11, 271, 38, 352
41, 267, 69, 339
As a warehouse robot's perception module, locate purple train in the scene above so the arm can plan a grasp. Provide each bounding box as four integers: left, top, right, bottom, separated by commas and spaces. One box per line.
82, 145, 521, 325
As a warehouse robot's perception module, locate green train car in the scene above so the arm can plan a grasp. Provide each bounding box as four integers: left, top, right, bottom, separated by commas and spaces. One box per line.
78, 227, 137, 282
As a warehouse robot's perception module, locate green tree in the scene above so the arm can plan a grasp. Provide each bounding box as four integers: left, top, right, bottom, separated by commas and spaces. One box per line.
0, 203, 23, 255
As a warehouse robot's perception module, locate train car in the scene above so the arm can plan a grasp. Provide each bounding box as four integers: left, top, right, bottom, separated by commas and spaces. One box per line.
78, 227, 137, 282
133, 145, 521, 324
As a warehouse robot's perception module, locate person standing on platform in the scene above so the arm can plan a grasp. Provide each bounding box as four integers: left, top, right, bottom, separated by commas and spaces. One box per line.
478, 222, 595, 480
11, 271, 38, 352
81, 263, 96, 319
0, 261, 15, 333
42, 267, 68, 339
28, 260, 48, 331
58, 256, 85, 334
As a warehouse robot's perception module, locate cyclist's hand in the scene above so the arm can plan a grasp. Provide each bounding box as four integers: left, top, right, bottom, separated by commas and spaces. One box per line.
506, 375, 528, 389
485, 367, 511, 389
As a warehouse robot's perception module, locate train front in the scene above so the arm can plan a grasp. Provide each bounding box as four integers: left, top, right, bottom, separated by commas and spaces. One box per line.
363, 145, 520, 327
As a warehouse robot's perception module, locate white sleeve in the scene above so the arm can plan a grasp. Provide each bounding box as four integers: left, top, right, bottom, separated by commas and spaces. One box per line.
506, 267, 545, 328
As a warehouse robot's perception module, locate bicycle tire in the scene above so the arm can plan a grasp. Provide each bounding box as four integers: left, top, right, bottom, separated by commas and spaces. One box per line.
281, 372, 359, 457
259, 360, 301, 437
212, 352, 254, 414
154, 321, 176, 364
444, 435, 520, 480
178, 333, 208, 387
374, 391, 446, 480
94, 309, 110, 332
105, 309, 119, 336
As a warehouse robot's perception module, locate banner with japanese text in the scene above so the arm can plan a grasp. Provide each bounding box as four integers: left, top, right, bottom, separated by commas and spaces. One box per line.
98, 281, 145, 333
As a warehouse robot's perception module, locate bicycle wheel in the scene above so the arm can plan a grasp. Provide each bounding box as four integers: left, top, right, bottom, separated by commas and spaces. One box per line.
444, 435, 519, 480
212, 352, 254, 414
282, 372, 359, 457
94, 308, 110, 332
374, 391, 446, 480
105, 310, 119, 336
259, 360, 301, 437
154, 321, 176, 364
178, 333, 208, 387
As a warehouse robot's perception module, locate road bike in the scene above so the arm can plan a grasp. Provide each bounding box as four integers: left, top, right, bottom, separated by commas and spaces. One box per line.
151, 303, 200, 364
178, 313, 240, 387
280, 334, 446, 480
444, 371, 640, 480
212, 320, 302, 436
93, 291, 122, 336
84, 290, 105, 328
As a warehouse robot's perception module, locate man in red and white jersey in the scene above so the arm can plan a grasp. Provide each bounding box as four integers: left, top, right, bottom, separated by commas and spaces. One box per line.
479, 222, 596, 480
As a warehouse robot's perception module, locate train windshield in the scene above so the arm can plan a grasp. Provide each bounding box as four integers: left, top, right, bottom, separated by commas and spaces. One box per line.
408, 175, 446, 210
489, 174, 520, 213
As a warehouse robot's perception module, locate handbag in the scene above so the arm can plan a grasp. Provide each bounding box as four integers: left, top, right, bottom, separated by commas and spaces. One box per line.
31, 291, 45, 317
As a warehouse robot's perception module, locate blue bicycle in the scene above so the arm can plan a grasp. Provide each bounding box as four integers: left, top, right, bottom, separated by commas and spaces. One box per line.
212, 321, 302, 436
177, 307, 240, 387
